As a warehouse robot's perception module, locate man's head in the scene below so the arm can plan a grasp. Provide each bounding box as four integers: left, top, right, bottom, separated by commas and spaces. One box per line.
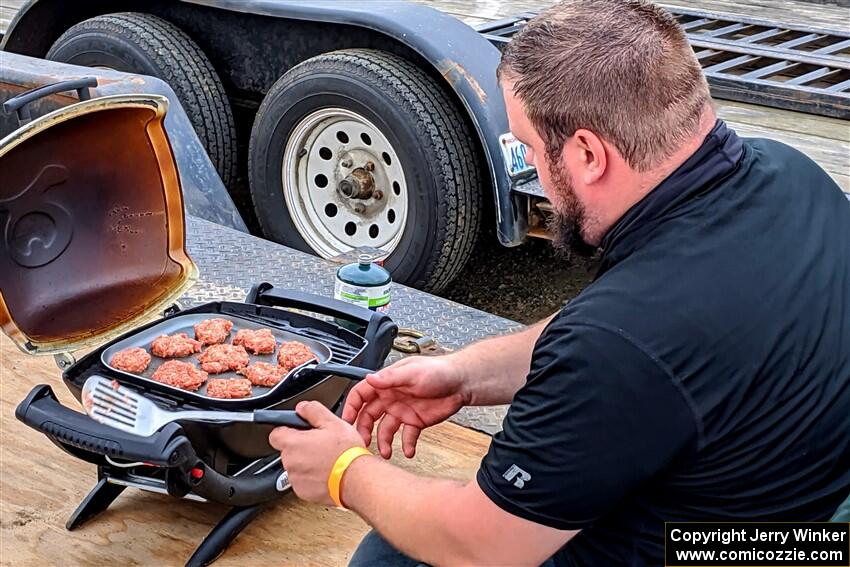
498, 0, 713, 253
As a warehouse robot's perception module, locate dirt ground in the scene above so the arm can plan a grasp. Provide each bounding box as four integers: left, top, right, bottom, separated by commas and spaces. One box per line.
440, 235, 599, 324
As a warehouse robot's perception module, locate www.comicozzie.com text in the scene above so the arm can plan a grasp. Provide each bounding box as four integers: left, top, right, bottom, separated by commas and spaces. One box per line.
669, 527, 848, 546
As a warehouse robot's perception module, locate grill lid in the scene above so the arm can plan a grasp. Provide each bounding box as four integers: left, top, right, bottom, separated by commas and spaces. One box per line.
0, 94, 197, 355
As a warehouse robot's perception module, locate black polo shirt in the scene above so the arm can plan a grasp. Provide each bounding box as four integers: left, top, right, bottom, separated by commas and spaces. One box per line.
477, 121, 850, 565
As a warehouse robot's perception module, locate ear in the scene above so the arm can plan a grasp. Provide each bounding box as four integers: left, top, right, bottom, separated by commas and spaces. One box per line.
571, 129, 607, 185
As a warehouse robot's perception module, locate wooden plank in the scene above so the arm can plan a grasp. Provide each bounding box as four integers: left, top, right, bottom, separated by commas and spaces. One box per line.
720, 118, 850, 191
715, 99, 850, 142
0, 335, 490, 566
0, 5, 20, 34
661, 1, 849, 31
414, 0, 850, 31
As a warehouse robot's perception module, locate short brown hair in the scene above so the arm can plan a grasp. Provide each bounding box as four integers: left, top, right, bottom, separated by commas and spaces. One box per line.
498, 0, 711, 171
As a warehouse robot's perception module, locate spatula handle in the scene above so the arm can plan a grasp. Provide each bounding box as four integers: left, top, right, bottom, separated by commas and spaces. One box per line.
253, 410, 311, 430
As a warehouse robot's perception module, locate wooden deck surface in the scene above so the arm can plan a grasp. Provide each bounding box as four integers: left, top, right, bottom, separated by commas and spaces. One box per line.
0, 335, 489, 566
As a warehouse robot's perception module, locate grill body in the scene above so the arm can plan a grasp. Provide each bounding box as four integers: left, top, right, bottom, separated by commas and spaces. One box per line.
16, 285, 397, 506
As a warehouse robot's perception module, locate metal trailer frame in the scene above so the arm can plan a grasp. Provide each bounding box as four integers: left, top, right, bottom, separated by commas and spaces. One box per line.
478, 7, 850, 120
1, 0, 528, 247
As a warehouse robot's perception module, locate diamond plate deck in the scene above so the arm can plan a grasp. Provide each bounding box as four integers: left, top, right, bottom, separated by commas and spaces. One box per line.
182, 216, 514, 435
513, 177, 545, 198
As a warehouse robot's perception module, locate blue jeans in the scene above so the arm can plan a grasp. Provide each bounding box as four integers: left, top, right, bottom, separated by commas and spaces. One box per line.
349, 530, 558, 567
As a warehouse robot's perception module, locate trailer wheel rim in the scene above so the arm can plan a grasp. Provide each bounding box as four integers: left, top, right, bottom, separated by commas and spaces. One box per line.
282, 108, 408, 258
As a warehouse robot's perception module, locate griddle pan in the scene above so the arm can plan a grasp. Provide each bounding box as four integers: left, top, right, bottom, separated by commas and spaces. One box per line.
100, 313, 367, 404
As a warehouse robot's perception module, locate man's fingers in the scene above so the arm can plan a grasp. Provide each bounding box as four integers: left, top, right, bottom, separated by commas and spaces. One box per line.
295, 400, 336, 427
268, 426, 290, 451
377, 414, 402, 459
342, 382, 378, 424
401, 424, 421, 458
355, 411, 375, 446
355, 400, 386, 445
367, 365, 416, 390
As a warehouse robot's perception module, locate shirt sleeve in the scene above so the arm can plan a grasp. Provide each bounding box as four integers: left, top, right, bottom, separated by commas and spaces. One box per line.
477, 319, 698, 530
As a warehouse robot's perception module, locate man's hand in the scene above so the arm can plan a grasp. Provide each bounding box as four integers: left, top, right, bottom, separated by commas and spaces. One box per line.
268, 400, 367, 507
342, 356, 469, 459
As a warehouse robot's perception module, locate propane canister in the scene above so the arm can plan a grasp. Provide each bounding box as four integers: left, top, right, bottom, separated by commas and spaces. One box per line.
334, 254, 391, 315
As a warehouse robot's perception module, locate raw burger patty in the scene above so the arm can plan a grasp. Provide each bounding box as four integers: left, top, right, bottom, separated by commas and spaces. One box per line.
110, 347, 151, 373
239, 362, 288, 387
206, 378, 253, 399
198, 344, 250, 373
151, 333, 202, 358
194, 318, 233, 345
232, 328, 276, 354
277, 341, 317, 371
152, 360, 208, 391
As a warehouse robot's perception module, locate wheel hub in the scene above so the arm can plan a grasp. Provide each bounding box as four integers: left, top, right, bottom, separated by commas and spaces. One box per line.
282, 108, 408, 258
338, 166, 375, 200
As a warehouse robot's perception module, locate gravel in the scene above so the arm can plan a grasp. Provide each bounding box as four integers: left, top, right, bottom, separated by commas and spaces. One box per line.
440, 235, 599, 324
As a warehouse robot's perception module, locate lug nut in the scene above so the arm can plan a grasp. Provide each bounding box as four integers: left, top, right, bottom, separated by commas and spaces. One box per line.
374, 190, 384, 200
364, 161, 375, 172
354, 203, 366, 213
341, 158, 353, 168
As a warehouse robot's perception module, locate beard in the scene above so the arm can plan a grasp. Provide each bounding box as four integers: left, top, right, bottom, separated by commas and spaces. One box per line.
545, 161, 598, 257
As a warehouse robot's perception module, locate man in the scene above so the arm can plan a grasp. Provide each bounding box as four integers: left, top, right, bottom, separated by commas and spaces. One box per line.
270, 0, 850, 564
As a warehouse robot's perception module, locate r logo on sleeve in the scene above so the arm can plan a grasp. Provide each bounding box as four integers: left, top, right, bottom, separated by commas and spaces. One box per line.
503, 464, 531, 488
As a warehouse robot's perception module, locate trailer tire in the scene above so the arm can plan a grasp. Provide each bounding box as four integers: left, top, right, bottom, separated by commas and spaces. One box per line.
46, 12, 237, 188
248, 49, 482, 292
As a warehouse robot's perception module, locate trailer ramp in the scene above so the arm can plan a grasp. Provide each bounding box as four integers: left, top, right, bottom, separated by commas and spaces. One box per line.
478, 7, 850, 120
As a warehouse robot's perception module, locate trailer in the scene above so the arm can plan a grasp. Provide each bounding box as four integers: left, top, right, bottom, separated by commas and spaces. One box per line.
2, 0, 848, 293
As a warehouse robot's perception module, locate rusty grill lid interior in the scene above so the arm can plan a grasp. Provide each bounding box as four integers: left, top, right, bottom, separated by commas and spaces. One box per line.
0, 94, 197, 355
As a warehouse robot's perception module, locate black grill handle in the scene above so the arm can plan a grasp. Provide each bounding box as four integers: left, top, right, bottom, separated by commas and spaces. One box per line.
252, 410, 311, 430
3, 77, 97, 126
15, 385, 195, 467
190, 460, 288, 507
246, 285, 397, 370
309, 362, 371, 382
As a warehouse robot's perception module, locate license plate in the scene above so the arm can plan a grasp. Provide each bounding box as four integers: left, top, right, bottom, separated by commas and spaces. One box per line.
499, 133, 535, 177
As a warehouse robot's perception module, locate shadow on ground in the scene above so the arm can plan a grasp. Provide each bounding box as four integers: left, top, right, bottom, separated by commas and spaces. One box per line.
440, 236, 599, 324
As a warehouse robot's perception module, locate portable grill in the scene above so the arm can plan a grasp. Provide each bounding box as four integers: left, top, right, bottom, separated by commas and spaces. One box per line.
0, 81, 397, 566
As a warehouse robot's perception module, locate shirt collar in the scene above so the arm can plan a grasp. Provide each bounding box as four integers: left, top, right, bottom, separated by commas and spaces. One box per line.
597, 120, 744, 275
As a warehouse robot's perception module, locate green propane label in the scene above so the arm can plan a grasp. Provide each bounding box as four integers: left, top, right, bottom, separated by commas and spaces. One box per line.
334, 279, 391, 313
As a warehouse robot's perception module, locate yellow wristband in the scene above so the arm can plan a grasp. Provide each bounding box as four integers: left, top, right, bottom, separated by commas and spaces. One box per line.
328, 446, 372, 509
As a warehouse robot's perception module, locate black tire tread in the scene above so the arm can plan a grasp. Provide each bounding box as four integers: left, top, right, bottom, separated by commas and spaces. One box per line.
48, 12, 237, 188
251, 48, 482, 292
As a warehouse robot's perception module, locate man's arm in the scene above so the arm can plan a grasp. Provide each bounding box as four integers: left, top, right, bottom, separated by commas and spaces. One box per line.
343, 315, 557, 458
342, 456, 576, 566
450, 315, 555, 406
273, 321, 697, 565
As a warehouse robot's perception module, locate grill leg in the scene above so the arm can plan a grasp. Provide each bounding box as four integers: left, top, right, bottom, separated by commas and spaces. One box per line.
184, 504, 268, 567
66, 476, 126, 530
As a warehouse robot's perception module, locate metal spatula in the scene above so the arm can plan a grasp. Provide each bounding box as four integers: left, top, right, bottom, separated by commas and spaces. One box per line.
82, 375, 311, 436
